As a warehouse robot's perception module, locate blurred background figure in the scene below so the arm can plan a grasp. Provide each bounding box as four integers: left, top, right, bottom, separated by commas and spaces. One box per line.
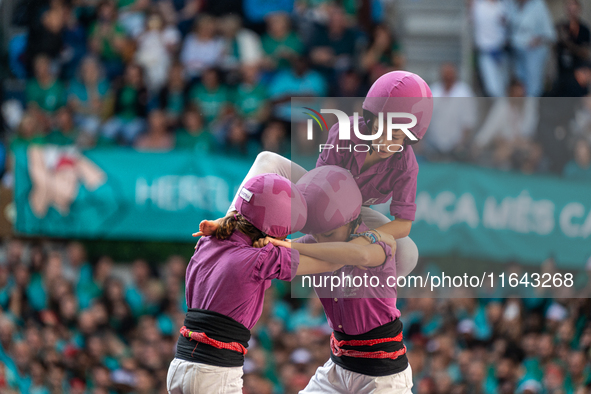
422, 63, 477, 160
509, 0, 556, 97
471, 0, 509, 97
553, 0, 590, 96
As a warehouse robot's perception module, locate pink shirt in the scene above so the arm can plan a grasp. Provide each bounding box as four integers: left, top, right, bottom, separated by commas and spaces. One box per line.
186, 231, 299, 329
316, 117, 419, 221
298, 223, 400, 336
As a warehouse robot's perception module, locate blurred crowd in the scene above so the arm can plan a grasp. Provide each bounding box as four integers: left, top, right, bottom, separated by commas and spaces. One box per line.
0, 0, 590, 182
416, 0, 591, 177
0, 0, 398, 161
0, 1, 590, 392
0, 239, 590, 394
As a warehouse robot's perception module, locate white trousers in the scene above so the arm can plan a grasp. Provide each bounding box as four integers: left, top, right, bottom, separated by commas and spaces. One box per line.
166, 358, 243, 394
300, 360, 413, 394
228, 152, 418, 277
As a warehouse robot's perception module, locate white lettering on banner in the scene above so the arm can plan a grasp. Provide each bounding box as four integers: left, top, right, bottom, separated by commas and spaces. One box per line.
415, 191, 479, 231
482, 191, 554, 235
559, 202, 591, 238
417, 190, 561, 236
135, 176, 231, 212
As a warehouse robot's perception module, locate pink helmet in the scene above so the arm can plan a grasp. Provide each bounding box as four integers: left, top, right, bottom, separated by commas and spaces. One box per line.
296, 166, 362, 235
235, 174, 308, 238
362, 71, 433, 141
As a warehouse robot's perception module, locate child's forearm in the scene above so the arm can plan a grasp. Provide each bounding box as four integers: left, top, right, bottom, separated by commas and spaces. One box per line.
374, 218, 412, 239
296, 255, 343, 275
291, 242, 384, 267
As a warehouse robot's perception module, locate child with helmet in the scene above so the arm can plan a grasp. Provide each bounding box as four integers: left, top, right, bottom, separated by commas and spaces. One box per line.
168, 173, 396, 393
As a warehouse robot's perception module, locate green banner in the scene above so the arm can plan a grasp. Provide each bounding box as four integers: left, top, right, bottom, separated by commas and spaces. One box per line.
13, 146, 250, 242
13, 146, 591, 268
411, 162, 591, 269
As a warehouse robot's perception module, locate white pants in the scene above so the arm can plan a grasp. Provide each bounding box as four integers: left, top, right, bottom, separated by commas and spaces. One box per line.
228, 152, 418, 277
477, 50, 508, 97
167, 358, 243, 394
300, 360, 413, 394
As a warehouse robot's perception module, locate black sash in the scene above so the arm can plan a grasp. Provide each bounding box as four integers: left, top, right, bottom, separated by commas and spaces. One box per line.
330, 319, 408, 376
174, 308, 250, 367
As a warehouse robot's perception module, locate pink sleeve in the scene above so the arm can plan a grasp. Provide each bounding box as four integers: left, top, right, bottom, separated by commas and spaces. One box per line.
375, 240, 394, 267
255, 244, 300, 282
389, 166, 418, 221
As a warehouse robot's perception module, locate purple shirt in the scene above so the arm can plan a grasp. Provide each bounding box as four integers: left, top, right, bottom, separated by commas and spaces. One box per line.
186, 231, 299, 330
298, 223, 400, 336
316, 117, 419, 221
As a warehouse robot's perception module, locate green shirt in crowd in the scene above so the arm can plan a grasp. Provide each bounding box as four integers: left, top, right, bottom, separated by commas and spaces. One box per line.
45, 129, 78, 146
89, 22, 126, 60
234, 83, 268, 120
26, 79, 66, 113
10, 135, 45, 152
118, 86, 140, 120
190, 85, 229, 124
175, 128, 216, 152
262, 32, 304, 69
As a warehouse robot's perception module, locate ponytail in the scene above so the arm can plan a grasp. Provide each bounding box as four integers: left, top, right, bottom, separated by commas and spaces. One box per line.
215, 214, 239, 240
215, 212, 266, 242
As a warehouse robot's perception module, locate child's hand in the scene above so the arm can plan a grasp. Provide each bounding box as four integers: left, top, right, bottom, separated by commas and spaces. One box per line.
193, 219, 220, 249
192, 220, 219, 237
252, 237, 292, 249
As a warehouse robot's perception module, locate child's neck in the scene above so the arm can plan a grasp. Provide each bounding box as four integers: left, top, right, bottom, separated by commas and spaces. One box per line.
360, 151, 384, 173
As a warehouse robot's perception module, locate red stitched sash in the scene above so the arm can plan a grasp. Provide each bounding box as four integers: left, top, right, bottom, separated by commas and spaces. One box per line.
180, 326, 248, 355
330, 331, 406, 359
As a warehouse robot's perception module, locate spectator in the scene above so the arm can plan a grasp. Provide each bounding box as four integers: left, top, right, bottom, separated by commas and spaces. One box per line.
25, 4, 65, 74
68, 56, 111, 138
220, 15, 264, 72
46, 107, 79, 146
550, 60, 591, 97
471, 0, 509, 97
234, 63, 270, 133
26, 55, 66, 116
260, 119, 287, 155
174, 106, 215, 151
89, 0, 128, 80
508, 0, 556, 97
116, 0, 150, 38
473, 80, 539, 160
361, 24, 404, 85
431, 63, 475, 98
10, 112, 45, 151
261, 12, 304, 72
563, 139, 591, 180
134, 110, 174, 151
307, 5, 360, 84
158, 63, 188, 128
334, 68, 366, 98
188, 68, 231, 125
125, 260, 161, 317
268, 56, 327, 122
423, 63, 477, 159
101, 63, 148, 146
179, 15, 226, 80
242, 0, 294, 30
554, 0, 590, 97
222, 117, 260, 157
135, 11, 181, 93
62, 242, 93, 289
61, 6, 89, 81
